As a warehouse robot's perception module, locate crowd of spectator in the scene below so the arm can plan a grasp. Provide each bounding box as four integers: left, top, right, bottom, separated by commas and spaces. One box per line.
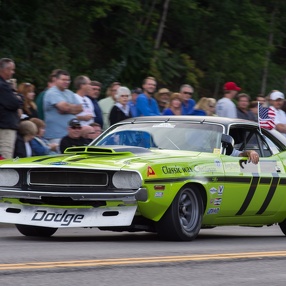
0, 57, 285, 160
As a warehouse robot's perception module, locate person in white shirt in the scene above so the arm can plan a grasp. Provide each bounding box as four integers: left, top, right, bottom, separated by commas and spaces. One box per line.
98, 82, 121, 131
216, 82, 241, 118
74, 75, 95, 126
269, 91, 286, 137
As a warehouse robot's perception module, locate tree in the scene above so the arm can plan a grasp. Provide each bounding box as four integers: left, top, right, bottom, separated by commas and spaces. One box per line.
0, 0, 286, 97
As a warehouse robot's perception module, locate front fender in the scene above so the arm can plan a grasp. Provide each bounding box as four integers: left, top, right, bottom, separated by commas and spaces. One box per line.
138, 180, 207, 221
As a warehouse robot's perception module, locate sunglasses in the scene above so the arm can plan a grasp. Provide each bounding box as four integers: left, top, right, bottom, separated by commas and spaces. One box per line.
71, 126, 82, 130
183, 92, 193, 95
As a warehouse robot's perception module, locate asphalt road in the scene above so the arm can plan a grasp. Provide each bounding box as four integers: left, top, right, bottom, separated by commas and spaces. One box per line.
0, 224, 285, 285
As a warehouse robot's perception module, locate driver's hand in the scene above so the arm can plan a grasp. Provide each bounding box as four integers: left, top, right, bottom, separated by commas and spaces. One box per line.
248, 150, 259, 164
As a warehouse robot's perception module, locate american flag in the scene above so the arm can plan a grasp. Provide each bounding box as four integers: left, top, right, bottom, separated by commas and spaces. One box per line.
258, 103, 276, 130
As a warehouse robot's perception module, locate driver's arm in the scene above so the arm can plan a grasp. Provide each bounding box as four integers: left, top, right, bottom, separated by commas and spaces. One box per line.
239, 150, 259, 164
230, 149, 259, 164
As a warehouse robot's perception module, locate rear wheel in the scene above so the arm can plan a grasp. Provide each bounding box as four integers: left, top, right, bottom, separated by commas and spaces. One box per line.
15, 224, 57, 237
157, 186, 203, 241
279, 219, 286, 235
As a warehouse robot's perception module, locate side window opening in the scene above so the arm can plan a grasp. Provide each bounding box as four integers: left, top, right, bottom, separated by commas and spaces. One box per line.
263, 136, 281, 155
229, 127, 273, 157
261, 129, 286, 155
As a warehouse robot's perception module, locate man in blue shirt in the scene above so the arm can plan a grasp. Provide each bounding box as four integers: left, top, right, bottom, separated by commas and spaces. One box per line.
43, 70, 82, 144
136, 77, 160, 116
87, 81, 103, 128
179, 84, 196, 115
128, 87, 142, 117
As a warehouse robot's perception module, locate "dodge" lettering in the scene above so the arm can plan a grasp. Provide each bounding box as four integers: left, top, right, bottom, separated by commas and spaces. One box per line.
31, 210, 84, 226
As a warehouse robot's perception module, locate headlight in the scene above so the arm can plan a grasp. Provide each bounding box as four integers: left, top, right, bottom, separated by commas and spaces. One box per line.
112, 171, 142, 189
0, 169, 19, 187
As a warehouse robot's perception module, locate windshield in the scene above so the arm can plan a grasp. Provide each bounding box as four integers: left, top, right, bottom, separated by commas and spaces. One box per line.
93, 122, 224, 153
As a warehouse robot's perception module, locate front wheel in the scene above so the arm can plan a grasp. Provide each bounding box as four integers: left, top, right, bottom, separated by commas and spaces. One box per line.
156, 186, 203, 241
15, 224, 58, 237
279, 219, 286, 235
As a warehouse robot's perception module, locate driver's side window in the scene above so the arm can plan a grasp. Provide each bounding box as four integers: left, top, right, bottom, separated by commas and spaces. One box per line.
229, 127, 272, 157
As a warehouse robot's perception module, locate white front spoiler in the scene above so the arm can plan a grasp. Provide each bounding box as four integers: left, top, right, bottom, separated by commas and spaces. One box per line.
0, 203, 137, 228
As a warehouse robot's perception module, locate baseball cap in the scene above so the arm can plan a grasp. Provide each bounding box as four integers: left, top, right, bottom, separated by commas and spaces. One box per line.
69, 118, 81, 127
131, 87, 142, 94
223, 82, 241, 91
270, 91, 284, 101
158, 88, 171, 94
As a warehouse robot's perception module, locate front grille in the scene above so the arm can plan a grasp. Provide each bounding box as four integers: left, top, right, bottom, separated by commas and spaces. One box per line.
19, 197, 106, 207
28, 170, 108, 187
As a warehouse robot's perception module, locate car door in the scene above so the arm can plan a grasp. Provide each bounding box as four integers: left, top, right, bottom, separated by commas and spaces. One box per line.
217, 125, 286, 222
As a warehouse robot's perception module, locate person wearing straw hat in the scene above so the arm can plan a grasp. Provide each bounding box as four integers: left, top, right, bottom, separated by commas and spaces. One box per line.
155, 88, 171, 114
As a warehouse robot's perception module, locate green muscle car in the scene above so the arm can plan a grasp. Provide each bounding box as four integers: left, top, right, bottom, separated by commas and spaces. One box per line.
1, 116, 286, 241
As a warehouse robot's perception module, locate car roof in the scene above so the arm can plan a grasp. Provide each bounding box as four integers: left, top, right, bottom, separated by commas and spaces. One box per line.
120, 116, 258, 128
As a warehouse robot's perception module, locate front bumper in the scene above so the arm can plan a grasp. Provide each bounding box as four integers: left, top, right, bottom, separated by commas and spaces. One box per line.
0, 203, 137, 228
0, 187, 148, 203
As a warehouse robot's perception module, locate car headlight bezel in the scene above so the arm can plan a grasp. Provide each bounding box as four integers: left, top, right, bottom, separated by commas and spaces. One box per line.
112, 171, 142, 189
0, 169, 20, 187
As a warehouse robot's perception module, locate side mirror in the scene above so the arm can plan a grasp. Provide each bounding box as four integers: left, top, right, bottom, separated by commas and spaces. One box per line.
221, 134, 234, 155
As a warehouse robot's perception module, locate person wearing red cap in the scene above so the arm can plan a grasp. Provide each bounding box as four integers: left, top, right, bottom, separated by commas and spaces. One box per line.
216, 82, 241, 118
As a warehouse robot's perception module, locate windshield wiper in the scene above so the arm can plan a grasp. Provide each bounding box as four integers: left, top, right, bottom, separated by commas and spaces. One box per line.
166, 137, 180, 150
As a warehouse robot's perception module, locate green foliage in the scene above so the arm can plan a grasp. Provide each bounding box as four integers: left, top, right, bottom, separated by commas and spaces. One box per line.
149, 47, 204, 91
0, 0, 286, 98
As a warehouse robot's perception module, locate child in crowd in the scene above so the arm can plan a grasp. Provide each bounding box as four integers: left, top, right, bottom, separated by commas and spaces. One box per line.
29, 118, 59, 155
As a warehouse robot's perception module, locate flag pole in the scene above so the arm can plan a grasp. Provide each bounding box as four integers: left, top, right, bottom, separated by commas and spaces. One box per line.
258, 102, 262, 134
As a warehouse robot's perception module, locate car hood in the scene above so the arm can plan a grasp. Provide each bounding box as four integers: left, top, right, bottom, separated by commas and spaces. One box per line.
0, 146, 202, 171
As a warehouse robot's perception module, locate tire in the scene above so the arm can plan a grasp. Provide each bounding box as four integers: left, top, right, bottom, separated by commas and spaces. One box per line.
157, 186, 203, 241
15, 224, 58, 237
279, 219, 286, 235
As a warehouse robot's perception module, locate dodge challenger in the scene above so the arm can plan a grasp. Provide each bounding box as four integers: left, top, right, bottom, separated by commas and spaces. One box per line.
0, 116, 286, 241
